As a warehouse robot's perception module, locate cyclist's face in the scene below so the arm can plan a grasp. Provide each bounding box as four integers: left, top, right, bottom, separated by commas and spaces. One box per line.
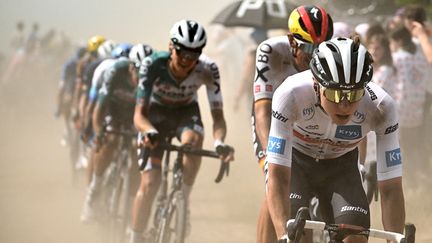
288, 34, 315, 71
319, 86, 362, 125
170, 44, 200, 75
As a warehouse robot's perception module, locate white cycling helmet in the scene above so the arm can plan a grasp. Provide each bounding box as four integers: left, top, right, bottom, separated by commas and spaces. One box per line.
129, 44, 154, 64
169, 19, 207, 49
97, 40, 116, 59
310, 37, 373, 90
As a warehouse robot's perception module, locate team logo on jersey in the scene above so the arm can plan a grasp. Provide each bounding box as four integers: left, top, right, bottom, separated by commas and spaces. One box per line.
302, 106, 315, 120
305, 124, 319, 130
335, 125, 362, 140
272, 110, 288, 122
266, 85, 272, 92
268, 136, 286, 154
385, 148, 402, 167
255, 85, 261, 93
255, 66, 270, 82
384, 123, 399, 134
351, 110, 366, 124
366, 86, 377, 101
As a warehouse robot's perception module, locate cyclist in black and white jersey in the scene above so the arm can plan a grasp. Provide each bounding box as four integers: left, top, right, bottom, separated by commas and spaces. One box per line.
267, 38, 405, 243
252, 5, 334, 243
129, 20, 234, 243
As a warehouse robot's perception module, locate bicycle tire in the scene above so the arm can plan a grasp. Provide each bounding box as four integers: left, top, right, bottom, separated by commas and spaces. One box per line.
108, 152, 132, 243
156, 191, 187, 243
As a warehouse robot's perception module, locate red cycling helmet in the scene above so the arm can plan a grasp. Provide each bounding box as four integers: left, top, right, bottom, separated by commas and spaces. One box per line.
288, 5, 334, 44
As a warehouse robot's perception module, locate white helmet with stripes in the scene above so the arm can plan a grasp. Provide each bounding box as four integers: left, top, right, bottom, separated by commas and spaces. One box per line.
97, 40, 116, 59
129, 44, 153, 65
310, 37, 373, 90
169, 19, 207, 50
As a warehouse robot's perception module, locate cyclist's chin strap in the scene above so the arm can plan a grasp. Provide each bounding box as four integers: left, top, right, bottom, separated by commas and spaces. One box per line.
313, 82, 326, 114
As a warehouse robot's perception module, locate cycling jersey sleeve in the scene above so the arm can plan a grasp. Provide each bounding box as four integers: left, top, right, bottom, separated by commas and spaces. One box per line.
253, 36, 296, 102
371, 85, 403, 181
97, 64, 116, 104
202, 56, 223, 109
136, 55, 155, 106
265, 79, 298, 167
89, 64, 105, 102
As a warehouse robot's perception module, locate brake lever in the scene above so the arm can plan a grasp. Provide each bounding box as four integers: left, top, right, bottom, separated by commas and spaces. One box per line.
214, 160, 229, 183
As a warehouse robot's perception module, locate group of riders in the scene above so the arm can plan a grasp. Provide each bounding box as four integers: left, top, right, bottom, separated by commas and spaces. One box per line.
55, 3, 426, 243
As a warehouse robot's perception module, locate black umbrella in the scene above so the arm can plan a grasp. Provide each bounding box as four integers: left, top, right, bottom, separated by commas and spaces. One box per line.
211, 0, 295, 29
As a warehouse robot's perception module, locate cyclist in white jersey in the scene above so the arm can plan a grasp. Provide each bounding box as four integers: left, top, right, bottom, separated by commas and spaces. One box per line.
129, 20, 234, 243
267, 37, 405, 243
252, 5, 334, 243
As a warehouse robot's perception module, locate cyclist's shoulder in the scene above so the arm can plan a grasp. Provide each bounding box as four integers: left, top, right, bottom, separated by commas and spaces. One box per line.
147, 50, 170, 63
112, 57, 132, 69
257, 35, 291, 53
196, 54, 219, 73
363, 82, 398, 114
96, 58, 116, 71
273, 71, 314, 103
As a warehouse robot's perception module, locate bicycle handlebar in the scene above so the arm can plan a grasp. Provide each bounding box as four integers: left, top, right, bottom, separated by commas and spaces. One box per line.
163, 143, 230, 183
286, 207, 416, 243
139, 142, 230, 183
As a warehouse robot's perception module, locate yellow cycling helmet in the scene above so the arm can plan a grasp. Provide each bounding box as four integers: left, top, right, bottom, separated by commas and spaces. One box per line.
87, 35, 106, 52
288, 5, 333, 44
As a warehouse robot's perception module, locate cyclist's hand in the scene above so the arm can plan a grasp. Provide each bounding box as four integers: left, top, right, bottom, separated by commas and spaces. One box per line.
214, 140, 235, 163
140, 130, 159, 149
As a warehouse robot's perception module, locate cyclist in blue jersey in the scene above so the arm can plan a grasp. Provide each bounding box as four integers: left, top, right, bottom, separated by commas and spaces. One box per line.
266, 38, 405, 243
129, 20, 234, 243
56, 46, 87, 144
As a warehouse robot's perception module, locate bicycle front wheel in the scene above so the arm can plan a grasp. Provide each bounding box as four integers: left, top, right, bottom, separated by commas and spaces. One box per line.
156, 191, 187, 243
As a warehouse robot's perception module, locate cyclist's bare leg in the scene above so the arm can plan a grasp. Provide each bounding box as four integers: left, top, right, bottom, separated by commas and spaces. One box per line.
131, 166, 162, 233
180, 129, 203, 187
81, 134, 121, 221
256, 198, 277, 243
128, 144, 140, 197
92, 134, 119, 176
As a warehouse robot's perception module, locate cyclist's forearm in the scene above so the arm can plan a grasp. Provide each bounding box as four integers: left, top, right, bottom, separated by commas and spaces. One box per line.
267, 163, 291, 238
254, 99, 271, 150
379, 177, 405, 234
133, 104, 155, 133
92, 103, 104, 135
211, 109, 227, 141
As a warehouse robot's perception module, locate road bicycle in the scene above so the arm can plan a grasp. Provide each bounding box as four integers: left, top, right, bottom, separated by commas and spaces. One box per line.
141, 134, 231, 243
287, 207, 416, 243
96, 119, 138, 243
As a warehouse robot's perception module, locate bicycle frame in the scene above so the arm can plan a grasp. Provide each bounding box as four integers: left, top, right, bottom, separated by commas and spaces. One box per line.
145, 137, 229, 243
286, 207, 416, 243
102, 128, 137, 243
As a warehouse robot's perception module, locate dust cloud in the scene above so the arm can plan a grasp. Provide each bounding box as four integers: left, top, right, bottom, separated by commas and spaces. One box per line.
0, 1, 431, 243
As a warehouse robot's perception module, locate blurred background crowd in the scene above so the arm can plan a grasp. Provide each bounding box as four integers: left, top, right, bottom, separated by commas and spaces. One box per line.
1, 0, 432, 242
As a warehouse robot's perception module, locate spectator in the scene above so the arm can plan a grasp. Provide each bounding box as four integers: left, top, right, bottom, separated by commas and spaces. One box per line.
389, 25, 429, 186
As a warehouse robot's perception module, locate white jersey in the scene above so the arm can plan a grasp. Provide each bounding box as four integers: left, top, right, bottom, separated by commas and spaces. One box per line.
89, 58, 117, 101
253, 36, 298, 101
266, 70, 402, 181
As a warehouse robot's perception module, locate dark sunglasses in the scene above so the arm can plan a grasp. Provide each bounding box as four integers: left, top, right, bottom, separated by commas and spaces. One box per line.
322, 87, 365, 103
173, 44, 201, 60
